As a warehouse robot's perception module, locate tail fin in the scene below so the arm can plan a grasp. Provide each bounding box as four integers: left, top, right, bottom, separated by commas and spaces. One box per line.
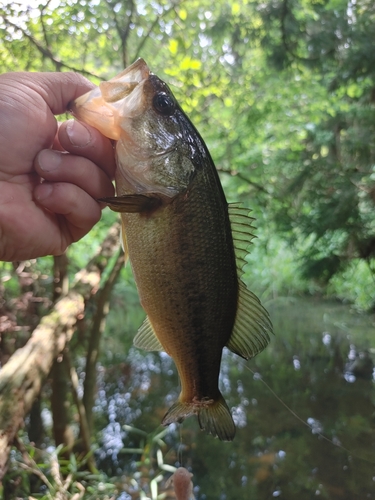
162, 393, 236, 441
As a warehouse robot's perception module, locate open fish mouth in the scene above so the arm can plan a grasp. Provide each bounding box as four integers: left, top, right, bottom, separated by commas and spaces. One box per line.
69, 58, 151, 140
110, 58, 150, 83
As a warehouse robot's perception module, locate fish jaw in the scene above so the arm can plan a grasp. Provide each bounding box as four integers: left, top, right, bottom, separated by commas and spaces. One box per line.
69, 58, 150, 140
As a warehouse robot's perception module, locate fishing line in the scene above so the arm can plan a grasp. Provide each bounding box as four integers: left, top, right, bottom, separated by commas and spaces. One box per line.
240, 362, 375, 465
177, 425, 185, 467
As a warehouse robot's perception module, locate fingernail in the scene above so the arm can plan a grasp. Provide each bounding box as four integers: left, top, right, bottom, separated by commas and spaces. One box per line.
38, 149, 62, 172
66, 119, 91, 147
35, 183, 53, 201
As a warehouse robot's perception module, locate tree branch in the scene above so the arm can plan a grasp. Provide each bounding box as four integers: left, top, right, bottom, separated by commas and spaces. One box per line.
64, 351, 97, 474
0, 223, 121, 479
39, 0, 53, 52
217, 166, 270, 195
133, 1, 182, 61
105, 0, 135, 68
72, 222, 121, 299
83, 249, 125, 434
1, 16, 102, 79
0, 292, 84, 479
279, 0, 320, 63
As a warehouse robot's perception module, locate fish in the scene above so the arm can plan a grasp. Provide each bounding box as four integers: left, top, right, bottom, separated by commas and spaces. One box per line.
70, 58, 273, 441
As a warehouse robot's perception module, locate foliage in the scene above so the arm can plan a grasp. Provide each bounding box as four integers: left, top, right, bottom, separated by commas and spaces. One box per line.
255, 0, 375, 299
1, 0, 374, 306
2, 441, 116, 499
1, 1, 375, 499
327, 259, 375, 310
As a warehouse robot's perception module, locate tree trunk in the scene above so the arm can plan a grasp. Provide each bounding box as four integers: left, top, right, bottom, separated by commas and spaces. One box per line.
0, 292, 84, 478
51, 359, 75, 454
0, 222, 121, 479
83, 250, 125, 434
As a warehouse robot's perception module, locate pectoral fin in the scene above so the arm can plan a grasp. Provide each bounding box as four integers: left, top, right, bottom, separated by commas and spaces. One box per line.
98, 194, 162, 213
134, 316, 164, 351
226, 280, 273, 360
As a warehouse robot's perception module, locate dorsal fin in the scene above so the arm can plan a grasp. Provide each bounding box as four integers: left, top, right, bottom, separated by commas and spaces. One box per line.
226, 280, 273, 359
228, 203, 256, 276
133, 316, 164, 351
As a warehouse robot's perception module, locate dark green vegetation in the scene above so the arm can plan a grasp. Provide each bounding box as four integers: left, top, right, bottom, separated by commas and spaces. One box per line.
0, 0, 374, 498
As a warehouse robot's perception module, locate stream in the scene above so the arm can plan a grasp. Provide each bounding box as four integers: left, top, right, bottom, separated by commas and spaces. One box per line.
96, 296, 375, 499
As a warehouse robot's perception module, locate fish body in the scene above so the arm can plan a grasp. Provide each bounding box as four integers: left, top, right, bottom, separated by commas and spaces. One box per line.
71, 59, 273, 441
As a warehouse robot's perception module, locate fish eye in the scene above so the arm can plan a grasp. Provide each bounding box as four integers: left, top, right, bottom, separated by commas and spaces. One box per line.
153, 93, 175, 116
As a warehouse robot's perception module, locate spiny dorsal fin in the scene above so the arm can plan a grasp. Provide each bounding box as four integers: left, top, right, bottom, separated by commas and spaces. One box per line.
226, 280, 273, 360
134, 316, 164, 351
228, 203, 256, 276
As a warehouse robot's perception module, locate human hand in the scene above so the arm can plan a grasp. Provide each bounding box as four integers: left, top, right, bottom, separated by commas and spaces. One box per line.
0, 71, 116, 262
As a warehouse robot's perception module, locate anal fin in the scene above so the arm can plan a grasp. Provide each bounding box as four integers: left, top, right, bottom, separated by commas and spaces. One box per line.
133, 316, 164, 352
226, 280, 273, 360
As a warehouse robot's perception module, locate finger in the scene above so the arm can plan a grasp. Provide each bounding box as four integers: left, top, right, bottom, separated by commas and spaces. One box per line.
0, 72, 96, 172
58, 119, 116, 179
15, 71, 96, 115
34, 181, 103, 245
34, 149, 115, 200
52, 122, 66, 151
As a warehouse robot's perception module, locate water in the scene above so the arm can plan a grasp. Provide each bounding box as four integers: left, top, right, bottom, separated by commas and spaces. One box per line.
98, 297, 375, 499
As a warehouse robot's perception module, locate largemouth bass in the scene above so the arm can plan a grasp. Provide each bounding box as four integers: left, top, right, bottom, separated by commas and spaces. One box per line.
70, 59, 273, 441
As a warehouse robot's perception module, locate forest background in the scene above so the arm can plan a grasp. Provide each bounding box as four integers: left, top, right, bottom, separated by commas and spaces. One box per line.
0, 0, 374, 499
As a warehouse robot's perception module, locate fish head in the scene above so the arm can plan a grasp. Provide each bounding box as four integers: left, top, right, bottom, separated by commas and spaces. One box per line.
71, 59, 204, 198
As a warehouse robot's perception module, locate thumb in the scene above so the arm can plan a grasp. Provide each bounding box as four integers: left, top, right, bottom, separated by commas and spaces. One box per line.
10, 71, 96, 116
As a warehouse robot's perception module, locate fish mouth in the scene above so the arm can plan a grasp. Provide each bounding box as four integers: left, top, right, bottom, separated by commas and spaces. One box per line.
69, 58, 151, 140
109, 58, 150, 84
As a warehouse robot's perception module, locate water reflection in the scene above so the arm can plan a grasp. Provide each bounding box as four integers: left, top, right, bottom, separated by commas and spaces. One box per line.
344, 347, 374, 382
98, 298, 375, 499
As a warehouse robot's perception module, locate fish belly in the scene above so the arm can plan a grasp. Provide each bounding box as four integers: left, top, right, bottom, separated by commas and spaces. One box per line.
121, 181, 238, 439
124, 190, 237, 363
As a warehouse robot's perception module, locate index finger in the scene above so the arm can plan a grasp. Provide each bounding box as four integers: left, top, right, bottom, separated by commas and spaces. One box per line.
58, 119, 116, 179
